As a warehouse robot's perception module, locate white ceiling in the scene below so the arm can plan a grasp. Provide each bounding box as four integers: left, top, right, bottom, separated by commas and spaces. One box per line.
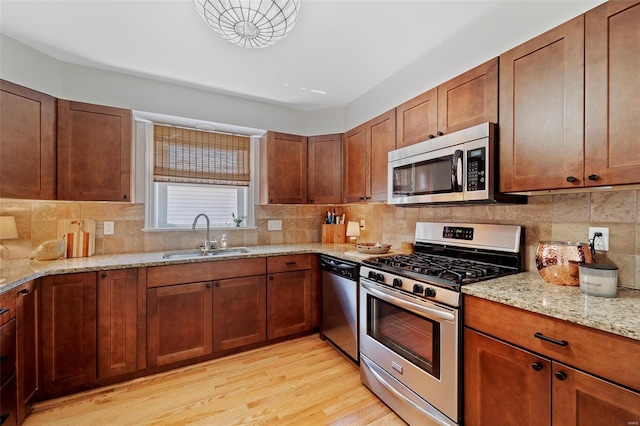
0, 0, 600, 113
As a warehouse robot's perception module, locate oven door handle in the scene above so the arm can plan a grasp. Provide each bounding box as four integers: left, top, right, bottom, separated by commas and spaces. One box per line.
361, 281, 455, 322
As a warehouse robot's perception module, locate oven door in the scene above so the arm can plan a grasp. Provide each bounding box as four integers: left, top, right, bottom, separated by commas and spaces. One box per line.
359, 278, 459, 425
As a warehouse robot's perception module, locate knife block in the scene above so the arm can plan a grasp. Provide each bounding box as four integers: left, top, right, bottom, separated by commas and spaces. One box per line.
322, 224, 346, 244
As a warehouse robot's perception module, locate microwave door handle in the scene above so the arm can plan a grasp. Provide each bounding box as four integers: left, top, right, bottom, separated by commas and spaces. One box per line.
451, 149, 464, 192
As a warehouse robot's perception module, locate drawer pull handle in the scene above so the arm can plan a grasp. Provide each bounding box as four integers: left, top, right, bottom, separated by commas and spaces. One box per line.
531, 362, 543, 371
0, 356, 7, 365
0, 413, 9, 425
285, 262, 297, 266
0, 308, 8, 316
534, 332, 568, 347
19, 289, 29, 295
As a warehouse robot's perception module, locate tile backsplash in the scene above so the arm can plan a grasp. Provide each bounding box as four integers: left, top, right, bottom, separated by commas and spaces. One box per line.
1, 190, 638, 288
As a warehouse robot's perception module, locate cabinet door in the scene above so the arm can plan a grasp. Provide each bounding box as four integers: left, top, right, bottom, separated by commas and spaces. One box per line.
343, 124, 367, 203
437, 57, 498, 135
499, 16, 584, 192
267, 270, 312, 339
585, 1, 640, 186
464, 328, 550, 426
147, 282, 212, 367
552, 363, 640, 425
260, 131, 307, 204
41, 273, 97, 398
213, 275, 266, 351
0, 80, 56, 200
57, 100, 132, 201
307, 134, 342, 204
396, 87, 438, 149
366, 109, 396, 202
98, 269, 145, 379
16, 280, 38, 424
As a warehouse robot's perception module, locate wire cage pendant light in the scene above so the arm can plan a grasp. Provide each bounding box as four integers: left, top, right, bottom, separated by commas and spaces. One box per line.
193, 0, 301, 48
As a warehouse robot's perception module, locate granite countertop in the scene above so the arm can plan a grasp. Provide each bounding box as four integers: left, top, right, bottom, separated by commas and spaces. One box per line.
0, 243, 382, 292
462, 271, 640, 341
2, 245, 638, 342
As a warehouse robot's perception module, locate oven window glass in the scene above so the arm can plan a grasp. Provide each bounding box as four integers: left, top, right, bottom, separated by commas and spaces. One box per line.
392, 155, 453, 196
366, 294, 441, 379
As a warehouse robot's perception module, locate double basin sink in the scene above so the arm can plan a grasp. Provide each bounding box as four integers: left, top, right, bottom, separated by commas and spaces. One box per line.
162, 247, 251, 259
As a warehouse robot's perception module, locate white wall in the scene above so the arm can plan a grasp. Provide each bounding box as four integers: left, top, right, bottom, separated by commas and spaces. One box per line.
1, 0, 603, 135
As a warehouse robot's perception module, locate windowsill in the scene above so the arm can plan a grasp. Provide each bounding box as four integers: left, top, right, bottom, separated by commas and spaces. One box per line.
142, 226, 258, 233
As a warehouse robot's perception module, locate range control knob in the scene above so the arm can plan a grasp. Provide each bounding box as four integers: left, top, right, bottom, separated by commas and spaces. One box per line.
425, 288, 436, 298
368, 271, 384, 282
412, 284, 424, 295
392, 278, 403, 288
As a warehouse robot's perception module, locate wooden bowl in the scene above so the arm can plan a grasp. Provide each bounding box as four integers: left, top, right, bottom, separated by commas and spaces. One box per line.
356, 243, 392, 254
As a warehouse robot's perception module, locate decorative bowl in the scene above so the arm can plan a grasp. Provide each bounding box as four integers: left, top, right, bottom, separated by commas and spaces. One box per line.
536, 241, 593, 286
356, 242, 392, 254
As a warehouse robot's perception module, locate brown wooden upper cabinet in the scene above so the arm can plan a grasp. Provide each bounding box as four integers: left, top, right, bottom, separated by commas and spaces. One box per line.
396, 58, 498, 149
343, 110, 396, 203
57, 100, 132, 201
260, 131, 308, 204
0, 80, 57, 200
584, 0, 640, 187
307, 133, 342, 204
500, 0, 640, 192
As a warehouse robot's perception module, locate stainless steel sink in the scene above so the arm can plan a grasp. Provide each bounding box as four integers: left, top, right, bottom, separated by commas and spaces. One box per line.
162, 247, 251, 259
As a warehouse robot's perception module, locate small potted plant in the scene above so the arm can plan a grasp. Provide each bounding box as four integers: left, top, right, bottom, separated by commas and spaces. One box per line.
231, 213, 246, 227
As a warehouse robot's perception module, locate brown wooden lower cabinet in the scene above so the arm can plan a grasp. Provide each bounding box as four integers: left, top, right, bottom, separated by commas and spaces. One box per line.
16, 280, 38, 424
97, 269, 146, 379
41, 273, 97, 399
267, 269, 313, 339
147, 281, 213, 367
213, 275, 266, 351
465, 307, 640, 426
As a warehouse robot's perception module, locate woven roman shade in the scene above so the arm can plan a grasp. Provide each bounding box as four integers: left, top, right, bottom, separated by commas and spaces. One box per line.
153, 125, 250, 186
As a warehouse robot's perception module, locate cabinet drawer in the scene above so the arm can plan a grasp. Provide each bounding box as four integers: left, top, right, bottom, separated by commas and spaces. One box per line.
267, 254, 315, 273
0, 289, 16, 327
465, 295, 640, 392
0, 319, 16, 387
147, 258, 266, 288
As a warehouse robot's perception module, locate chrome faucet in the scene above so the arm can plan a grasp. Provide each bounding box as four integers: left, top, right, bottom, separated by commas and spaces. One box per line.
192, 214, 215, 251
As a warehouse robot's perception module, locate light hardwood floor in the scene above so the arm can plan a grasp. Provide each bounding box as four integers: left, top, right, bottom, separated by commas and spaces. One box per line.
25, 334, 405, 425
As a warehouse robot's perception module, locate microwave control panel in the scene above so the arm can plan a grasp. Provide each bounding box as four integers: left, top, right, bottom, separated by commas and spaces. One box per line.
467, 147, 486, 191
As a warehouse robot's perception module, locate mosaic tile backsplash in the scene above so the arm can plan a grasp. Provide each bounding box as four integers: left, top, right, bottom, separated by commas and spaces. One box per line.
1, 190, 639, 288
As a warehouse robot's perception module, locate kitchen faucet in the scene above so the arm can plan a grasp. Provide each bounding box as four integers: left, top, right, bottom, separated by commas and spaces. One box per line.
192, 214, 216, 251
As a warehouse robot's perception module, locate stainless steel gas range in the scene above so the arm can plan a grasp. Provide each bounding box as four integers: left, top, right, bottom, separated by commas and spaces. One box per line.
359, 222, 523, 425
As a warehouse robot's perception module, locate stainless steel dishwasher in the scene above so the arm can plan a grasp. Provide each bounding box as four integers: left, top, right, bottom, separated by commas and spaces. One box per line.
320, 255, 359, 363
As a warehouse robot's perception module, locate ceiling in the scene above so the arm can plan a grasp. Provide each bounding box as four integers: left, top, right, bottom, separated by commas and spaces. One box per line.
0, 0, 598, 113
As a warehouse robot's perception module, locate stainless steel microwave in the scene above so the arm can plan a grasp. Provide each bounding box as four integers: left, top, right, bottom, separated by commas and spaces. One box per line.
388, 123, 524, 205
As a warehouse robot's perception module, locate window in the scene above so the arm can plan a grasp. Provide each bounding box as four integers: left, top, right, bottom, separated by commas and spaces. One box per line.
144, 123, 256, 230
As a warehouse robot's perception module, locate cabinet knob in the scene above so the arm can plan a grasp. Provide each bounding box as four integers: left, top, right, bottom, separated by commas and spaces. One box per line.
309, 199, 314, 203
555, 371, 567, 381
428, 134, 435, 139
214, 281, 220, 288
531, 362, 543, 372
566, 176, 577, 183
19, 288, 29, 295
100, 272, 107, 278
123, 194, 129, 200
588, 174, 599, 181
437, 131, 444, 137
269, 276, 274, 280
269, 198, 274, 203
206, 283, 211, 289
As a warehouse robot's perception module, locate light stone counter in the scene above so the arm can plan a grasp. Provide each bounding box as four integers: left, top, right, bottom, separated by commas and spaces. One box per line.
0, 243, 376, 293
2, 246, 637, 342
462, 271, 640, 341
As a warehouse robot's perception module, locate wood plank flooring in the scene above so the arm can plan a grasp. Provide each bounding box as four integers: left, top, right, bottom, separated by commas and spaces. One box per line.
25, 334, 405, 425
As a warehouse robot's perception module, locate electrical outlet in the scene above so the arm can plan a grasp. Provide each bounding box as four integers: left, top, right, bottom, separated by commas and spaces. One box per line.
267, 220, 282, 231
360, 220, 365, 231
588, 227, 609, 251
104, 221, 115, 235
